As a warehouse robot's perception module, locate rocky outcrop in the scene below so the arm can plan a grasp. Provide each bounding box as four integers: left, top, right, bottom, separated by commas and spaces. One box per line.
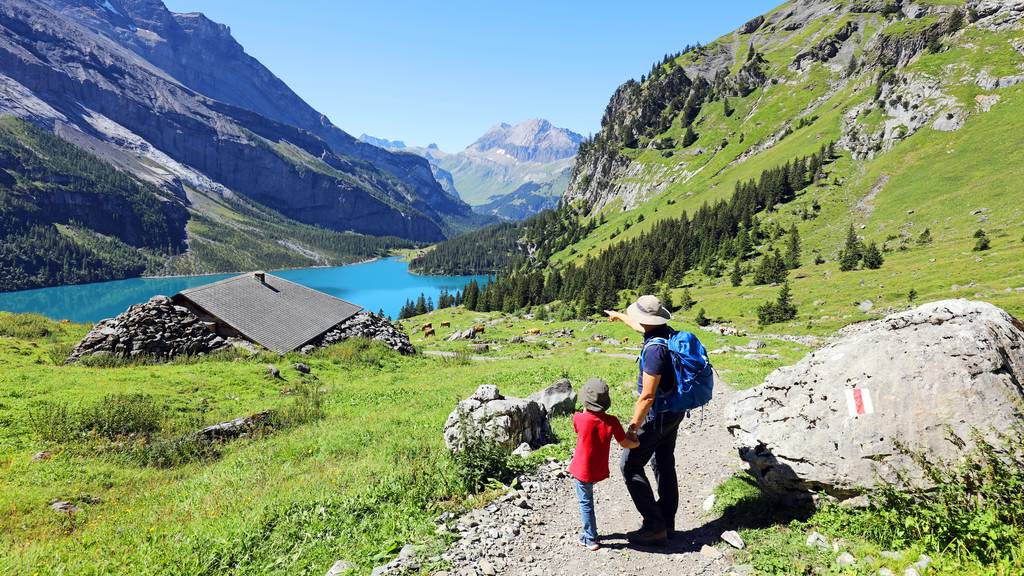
740, 15, 765, 35
444, 385, 551, 451
68, 295, 228, 362
307, 312, 414, 355
792, 20, 858, 71
727, 300, 1024, 501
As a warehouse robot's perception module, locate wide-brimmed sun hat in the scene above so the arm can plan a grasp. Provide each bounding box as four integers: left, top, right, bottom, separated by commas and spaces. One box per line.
581, 378, 611, 412
626, 294, 673, 326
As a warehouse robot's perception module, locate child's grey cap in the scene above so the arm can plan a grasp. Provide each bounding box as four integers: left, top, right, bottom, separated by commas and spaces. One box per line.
581, 378, 611, 412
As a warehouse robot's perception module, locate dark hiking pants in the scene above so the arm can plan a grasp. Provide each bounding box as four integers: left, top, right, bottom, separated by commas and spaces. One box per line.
620, 410, 687, 533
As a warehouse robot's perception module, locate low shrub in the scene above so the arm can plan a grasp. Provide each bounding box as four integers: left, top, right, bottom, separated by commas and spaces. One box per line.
865, 427, 1024, 565
131, 432, 220, 468
448, 410, 534, 493
271, 381, 326, 429
45, 342, 74, 366
314, 338, 399, 369
0, 312, 56, 339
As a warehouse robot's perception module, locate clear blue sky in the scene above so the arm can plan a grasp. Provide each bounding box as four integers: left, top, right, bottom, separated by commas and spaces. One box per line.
164, 0, 780, 151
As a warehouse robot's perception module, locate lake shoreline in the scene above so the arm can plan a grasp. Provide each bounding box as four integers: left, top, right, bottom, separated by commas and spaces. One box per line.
0, 258, 488, 324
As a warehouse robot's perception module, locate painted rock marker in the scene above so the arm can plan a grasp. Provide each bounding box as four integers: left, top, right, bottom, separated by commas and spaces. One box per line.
844, 388, 874, 416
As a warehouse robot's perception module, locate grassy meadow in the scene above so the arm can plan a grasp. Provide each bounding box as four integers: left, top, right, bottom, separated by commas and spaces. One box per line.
0, 308, 801, 575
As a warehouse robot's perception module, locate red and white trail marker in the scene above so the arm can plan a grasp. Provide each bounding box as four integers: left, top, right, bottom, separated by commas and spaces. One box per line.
845, 388, 874, 416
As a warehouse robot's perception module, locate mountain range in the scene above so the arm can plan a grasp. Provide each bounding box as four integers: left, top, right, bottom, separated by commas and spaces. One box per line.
0, 0, 492, 289
416, 0, 1024, 328
362, 119, 583, 220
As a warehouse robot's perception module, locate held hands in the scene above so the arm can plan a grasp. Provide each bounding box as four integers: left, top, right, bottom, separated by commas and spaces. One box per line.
626, 423, 640, 443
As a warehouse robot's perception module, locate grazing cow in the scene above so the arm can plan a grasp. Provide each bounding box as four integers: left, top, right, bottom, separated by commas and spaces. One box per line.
440, 321, 451, 328
424, 328, 436, 338
527, 328, 541, 335
472, 324, 486, 335
421, 323, 433, 332
622, 337, 630, 344
592, 335, 605, 343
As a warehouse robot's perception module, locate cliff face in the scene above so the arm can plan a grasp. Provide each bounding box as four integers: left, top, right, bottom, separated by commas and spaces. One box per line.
0, 0, 479, 244
564, 0, 1019, 214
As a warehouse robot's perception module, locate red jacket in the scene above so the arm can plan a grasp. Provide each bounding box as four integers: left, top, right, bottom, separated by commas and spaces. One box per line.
568, 410, 627, 483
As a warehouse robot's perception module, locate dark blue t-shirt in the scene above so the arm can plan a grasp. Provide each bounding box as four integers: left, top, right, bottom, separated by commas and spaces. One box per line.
637, 326, 679, 417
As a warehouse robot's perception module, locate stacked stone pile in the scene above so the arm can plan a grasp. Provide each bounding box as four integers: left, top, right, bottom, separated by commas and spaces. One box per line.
67, 296, 227, 362
308, 312, 414, 355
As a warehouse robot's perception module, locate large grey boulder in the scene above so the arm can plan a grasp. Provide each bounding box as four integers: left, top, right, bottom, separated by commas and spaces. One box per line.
444, 385, 551, 451
528, 379, 577, 417
727, 300, 1024, 500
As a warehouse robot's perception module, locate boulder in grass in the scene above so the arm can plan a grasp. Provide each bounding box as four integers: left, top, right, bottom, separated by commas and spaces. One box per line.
727, 300, 1024, 501
528, 378, 577, 418
444, 385, 550, 451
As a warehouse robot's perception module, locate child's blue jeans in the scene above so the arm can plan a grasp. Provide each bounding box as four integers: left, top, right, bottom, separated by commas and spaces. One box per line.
575, 479, 597, 545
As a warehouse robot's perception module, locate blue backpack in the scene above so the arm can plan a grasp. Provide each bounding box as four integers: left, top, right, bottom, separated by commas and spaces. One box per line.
640, 330, 714, 413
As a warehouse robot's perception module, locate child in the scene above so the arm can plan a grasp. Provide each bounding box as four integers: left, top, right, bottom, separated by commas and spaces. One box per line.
568, 378, 640, 551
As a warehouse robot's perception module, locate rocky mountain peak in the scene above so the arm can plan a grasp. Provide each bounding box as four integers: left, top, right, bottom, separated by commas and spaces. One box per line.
466, 119, 583, 163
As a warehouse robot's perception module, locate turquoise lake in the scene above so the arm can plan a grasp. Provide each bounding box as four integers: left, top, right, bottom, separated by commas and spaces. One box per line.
0, 257, 488, 324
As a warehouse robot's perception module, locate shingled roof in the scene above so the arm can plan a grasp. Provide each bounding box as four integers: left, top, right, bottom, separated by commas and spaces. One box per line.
175, 272, 362, 353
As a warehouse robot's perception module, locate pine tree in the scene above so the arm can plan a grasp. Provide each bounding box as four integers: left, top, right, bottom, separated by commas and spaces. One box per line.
730, 258, 743, 287
695, 307, 710, 327
916, 228, 933, 245
723, 97, 734, 117
464, 280, 480, 310
785, 224, 801, 269
682, 126, 698, 147
415, 293, 428, 315
973, 229, 991, 251
659, 284, 675, 312
667, 257, 686, 287
757, 281, 798, 325
753, 249, 787, 285
679, 288, 696, 311
862, 242, 884, 269
838, 224, 862, 271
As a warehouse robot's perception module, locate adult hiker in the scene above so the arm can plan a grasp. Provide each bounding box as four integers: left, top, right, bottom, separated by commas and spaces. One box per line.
606, 294, 713, 546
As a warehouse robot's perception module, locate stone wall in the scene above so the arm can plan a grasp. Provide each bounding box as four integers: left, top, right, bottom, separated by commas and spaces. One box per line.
307, 312, 414, 355
67, 296, 228, 362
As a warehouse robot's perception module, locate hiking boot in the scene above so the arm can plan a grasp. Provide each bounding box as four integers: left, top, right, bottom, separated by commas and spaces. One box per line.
627, 528, 668, 546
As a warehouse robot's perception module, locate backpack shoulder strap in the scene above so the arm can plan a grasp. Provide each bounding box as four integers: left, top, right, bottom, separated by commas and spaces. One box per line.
639, 336, 670, 371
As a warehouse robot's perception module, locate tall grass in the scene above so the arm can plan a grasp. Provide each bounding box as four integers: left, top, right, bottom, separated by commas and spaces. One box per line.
808, 425, 1024, 570
26, 386, 327, 468
0, 312, 56, 339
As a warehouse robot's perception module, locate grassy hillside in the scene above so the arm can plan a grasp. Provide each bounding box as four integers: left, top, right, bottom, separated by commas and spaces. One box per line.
0, 117, 417, 290
2, 306, 1020, 574
438, 1, 1024, 333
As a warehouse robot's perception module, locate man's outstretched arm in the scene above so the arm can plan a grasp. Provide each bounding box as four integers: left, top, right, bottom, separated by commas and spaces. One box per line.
605, 310, 644, 334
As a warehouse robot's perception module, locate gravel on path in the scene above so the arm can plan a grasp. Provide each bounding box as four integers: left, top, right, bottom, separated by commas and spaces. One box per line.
432, 388, 747, 576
